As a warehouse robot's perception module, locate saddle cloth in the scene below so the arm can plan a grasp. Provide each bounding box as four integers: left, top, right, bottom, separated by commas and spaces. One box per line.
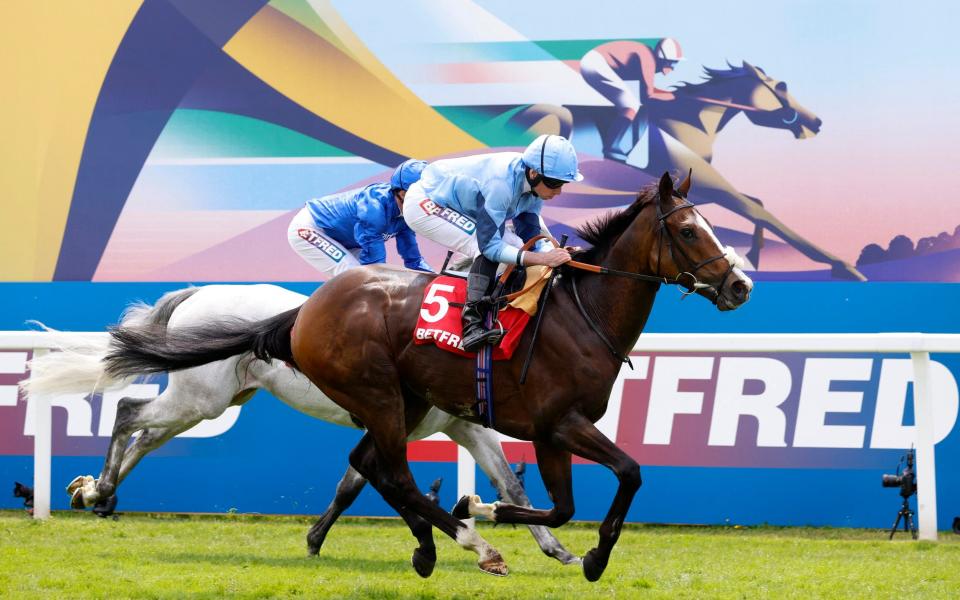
414, 276, 533, 359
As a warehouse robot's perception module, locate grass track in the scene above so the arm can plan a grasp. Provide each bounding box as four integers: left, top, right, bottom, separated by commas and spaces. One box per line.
1, 511, 958, 599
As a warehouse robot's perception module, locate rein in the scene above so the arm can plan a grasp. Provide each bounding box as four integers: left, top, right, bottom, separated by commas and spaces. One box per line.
492, 194, 735, 367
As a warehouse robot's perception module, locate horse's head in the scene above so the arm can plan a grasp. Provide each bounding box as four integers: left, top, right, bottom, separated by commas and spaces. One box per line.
738, 62, 821, 139
651, 171, 753, 311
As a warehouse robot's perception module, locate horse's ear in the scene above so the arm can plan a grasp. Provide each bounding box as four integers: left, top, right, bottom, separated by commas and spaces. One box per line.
658, 172, 674, 208
678, 168, 693, 197
657, 171, 673, 201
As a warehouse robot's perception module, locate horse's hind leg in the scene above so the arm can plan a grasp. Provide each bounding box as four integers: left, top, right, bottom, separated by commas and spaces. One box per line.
442, 419, 579, 565
354, 413, 508, 576
347, 433, 436, 577
306, 465, 366, 556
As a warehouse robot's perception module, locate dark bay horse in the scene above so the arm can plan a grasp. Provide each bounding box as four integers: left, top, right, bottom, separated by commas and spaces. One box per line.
104, 172, 752, 581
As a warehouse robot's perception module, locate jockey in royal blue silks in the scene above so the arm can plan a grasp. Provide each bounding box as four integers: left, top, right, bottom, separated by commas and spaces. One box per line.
402, 135, 582, 351
287, 159, 433, 277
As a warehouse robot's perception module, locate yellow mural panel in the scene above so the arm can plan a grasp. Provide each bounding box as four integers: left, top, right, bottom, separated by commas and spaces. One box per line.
224, 5, 484, 160
0, 1, 141, 281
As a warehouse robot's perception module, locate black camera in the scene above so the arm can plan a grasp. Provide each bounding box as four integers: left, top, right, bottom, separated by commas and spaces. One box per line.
882, 448, 918, 539
881, 448, 917, 499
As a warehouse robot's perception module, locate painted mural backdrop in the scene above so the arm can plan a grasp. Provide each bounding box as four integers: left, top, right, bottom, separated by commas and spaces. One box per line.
5, 0, 958, 283
3, 1, 959, 527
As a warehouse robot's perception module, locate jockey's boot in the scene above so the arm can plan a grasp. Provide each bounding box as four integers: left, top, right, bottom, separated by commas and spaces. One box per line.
603, 115, 633, 162
461, 272, 505, 352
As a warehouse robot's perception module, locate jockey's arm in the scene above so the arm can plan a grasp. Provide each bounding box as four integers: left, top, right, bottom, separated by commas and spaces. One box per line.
395, 226, 433, 272
354, 193, 388, 265
512, 211, 555, 252
637, 51, 675, 102
475, 183, 525, 266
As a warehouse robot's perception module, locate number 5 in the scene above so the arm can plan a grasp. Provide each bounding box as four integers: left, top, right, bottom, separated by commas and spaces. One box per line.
420, 283, 456, 323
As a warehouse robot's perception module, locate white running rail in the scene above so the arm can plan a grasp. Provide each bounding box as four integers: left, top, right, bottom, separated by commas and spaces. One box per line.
5, 331, 958, 540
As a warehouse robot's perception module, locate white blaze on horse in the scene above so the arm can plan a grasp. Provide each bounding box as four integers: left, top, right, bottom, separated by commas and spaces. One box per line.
21, 283, 577, 564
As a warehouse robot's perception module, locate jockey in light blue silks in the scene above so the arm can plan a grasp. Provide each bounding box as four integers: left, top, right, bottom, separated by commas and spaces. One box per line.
403, 135, 582, 351
288, 159, 433, 277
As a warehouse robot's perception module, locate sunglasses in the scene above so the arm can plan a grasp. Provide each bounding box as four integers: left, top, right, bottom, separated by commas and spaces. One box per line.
541, 176, 566, 189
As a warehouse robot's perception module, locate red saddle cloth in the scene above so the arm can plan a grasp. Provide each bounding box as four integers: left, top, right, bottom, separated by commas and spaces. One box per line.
414, 276, 531, 359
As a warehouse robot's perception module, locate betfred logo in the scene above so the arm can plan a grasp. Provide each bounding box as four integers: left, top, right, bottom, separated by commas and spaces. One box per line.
0, 351, 240, 457
297, 228, 345, 262
419, 199, 476, 234
600, 354, 960, 469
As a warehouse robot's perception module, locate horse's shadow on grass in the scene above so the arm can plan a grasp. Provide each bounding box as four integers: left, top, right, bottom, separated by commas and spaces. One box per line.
156, 551, 402, 572
154, 551, 485, 576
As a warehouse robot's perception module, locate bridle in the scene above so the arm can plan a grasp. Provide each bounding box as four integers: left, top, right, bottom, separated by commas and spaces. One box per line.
652, 194, 736, 303
569, 193, 736, 366
492, 192, 739, 367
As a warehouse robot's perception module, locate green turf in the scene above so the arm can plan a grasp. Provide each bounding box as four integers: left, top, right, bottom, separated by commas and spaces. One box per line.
1, 511, 957, 599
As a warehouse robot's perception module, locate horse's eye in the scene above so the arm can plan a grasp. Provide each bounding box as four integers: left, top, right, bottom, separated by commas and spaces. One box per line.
776, 81, 788, 93
680, 227, 695, 240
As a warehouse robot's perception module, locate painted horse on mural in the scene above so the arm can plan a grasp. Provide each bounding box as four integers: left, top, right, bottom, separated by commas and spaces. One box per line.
507, 61, 865, 281
99, 172, 752, 581
21, 284, 577, 565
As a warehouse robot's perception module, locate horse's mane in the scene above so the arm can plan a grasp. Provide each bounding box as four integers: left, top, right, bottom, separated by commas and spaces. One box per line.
673, 61, 762, 93
574, 182, 657, 263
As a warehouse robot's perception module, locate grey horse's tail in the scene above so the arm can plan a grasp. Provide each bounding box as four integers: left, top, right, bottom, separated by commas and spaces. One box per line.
120, 287, 201, 329
104, 307, 300, 379
20, 287, 202, 397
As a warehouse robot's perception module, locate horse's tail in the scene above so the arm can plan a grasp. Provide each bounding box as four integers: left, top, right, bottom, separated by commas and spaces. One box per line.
21, 287, 202, 397
104, 307, 300, 379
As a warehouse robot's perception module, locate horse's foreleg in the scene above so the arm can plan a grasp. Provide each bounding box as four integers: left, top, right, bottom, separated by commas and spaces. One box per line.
743, 194, 766, 268
443, 420, 579, 565
82, 396, 155, 508
458, 441, 574, 530
88, 425, 196, 517
306, 465, 366, 556
554, 413, 640, 582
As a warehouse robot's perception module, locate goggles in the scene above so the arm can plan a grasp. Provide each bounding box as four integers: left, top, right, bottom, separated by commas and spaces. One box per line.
541, 176, 566, 189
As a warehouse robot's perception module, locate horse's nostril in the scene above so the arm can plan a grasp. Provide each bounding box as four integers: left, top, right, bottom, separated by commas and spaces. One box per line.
731, 280, 748, 300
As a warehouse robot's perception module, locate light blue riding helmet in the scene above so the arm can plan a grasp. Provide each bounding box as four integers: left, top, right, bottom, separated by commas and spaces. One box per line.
521, 134, 584, 182
390, 159, 427, 191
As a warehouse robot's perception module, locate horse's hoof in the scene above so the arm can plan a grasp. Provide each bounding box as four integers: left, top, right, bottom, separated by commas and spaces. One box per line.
70, 488, 86, 510
306, 529, 326, 556
411, 546, 436, 578
582, 548, 608, 582
66, 475, 87, 496
558, 552, 582, 566
478, 550, 508, 577
452, 495, 471, 520
831, 262, 867, 282
92, 495, 117, 518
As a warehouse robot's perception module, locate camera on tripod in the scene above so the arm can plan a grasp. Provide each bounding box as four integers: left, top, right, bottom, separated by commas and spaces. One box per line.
881, 448, 917, 499
882, 447, 917, 539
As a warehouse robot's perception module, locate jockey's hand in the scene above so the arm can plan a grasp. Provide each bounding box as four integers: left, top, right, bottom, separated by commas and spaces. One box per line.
525, 248, 571, 267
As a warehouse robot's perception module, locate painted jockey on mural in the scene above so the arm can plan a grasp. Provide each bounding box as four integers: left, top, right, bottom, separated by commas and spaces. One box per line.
287, 159, 433, 277
403, 135, 580, 351
570, 37, 867, 280
580, 37, 683, 161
